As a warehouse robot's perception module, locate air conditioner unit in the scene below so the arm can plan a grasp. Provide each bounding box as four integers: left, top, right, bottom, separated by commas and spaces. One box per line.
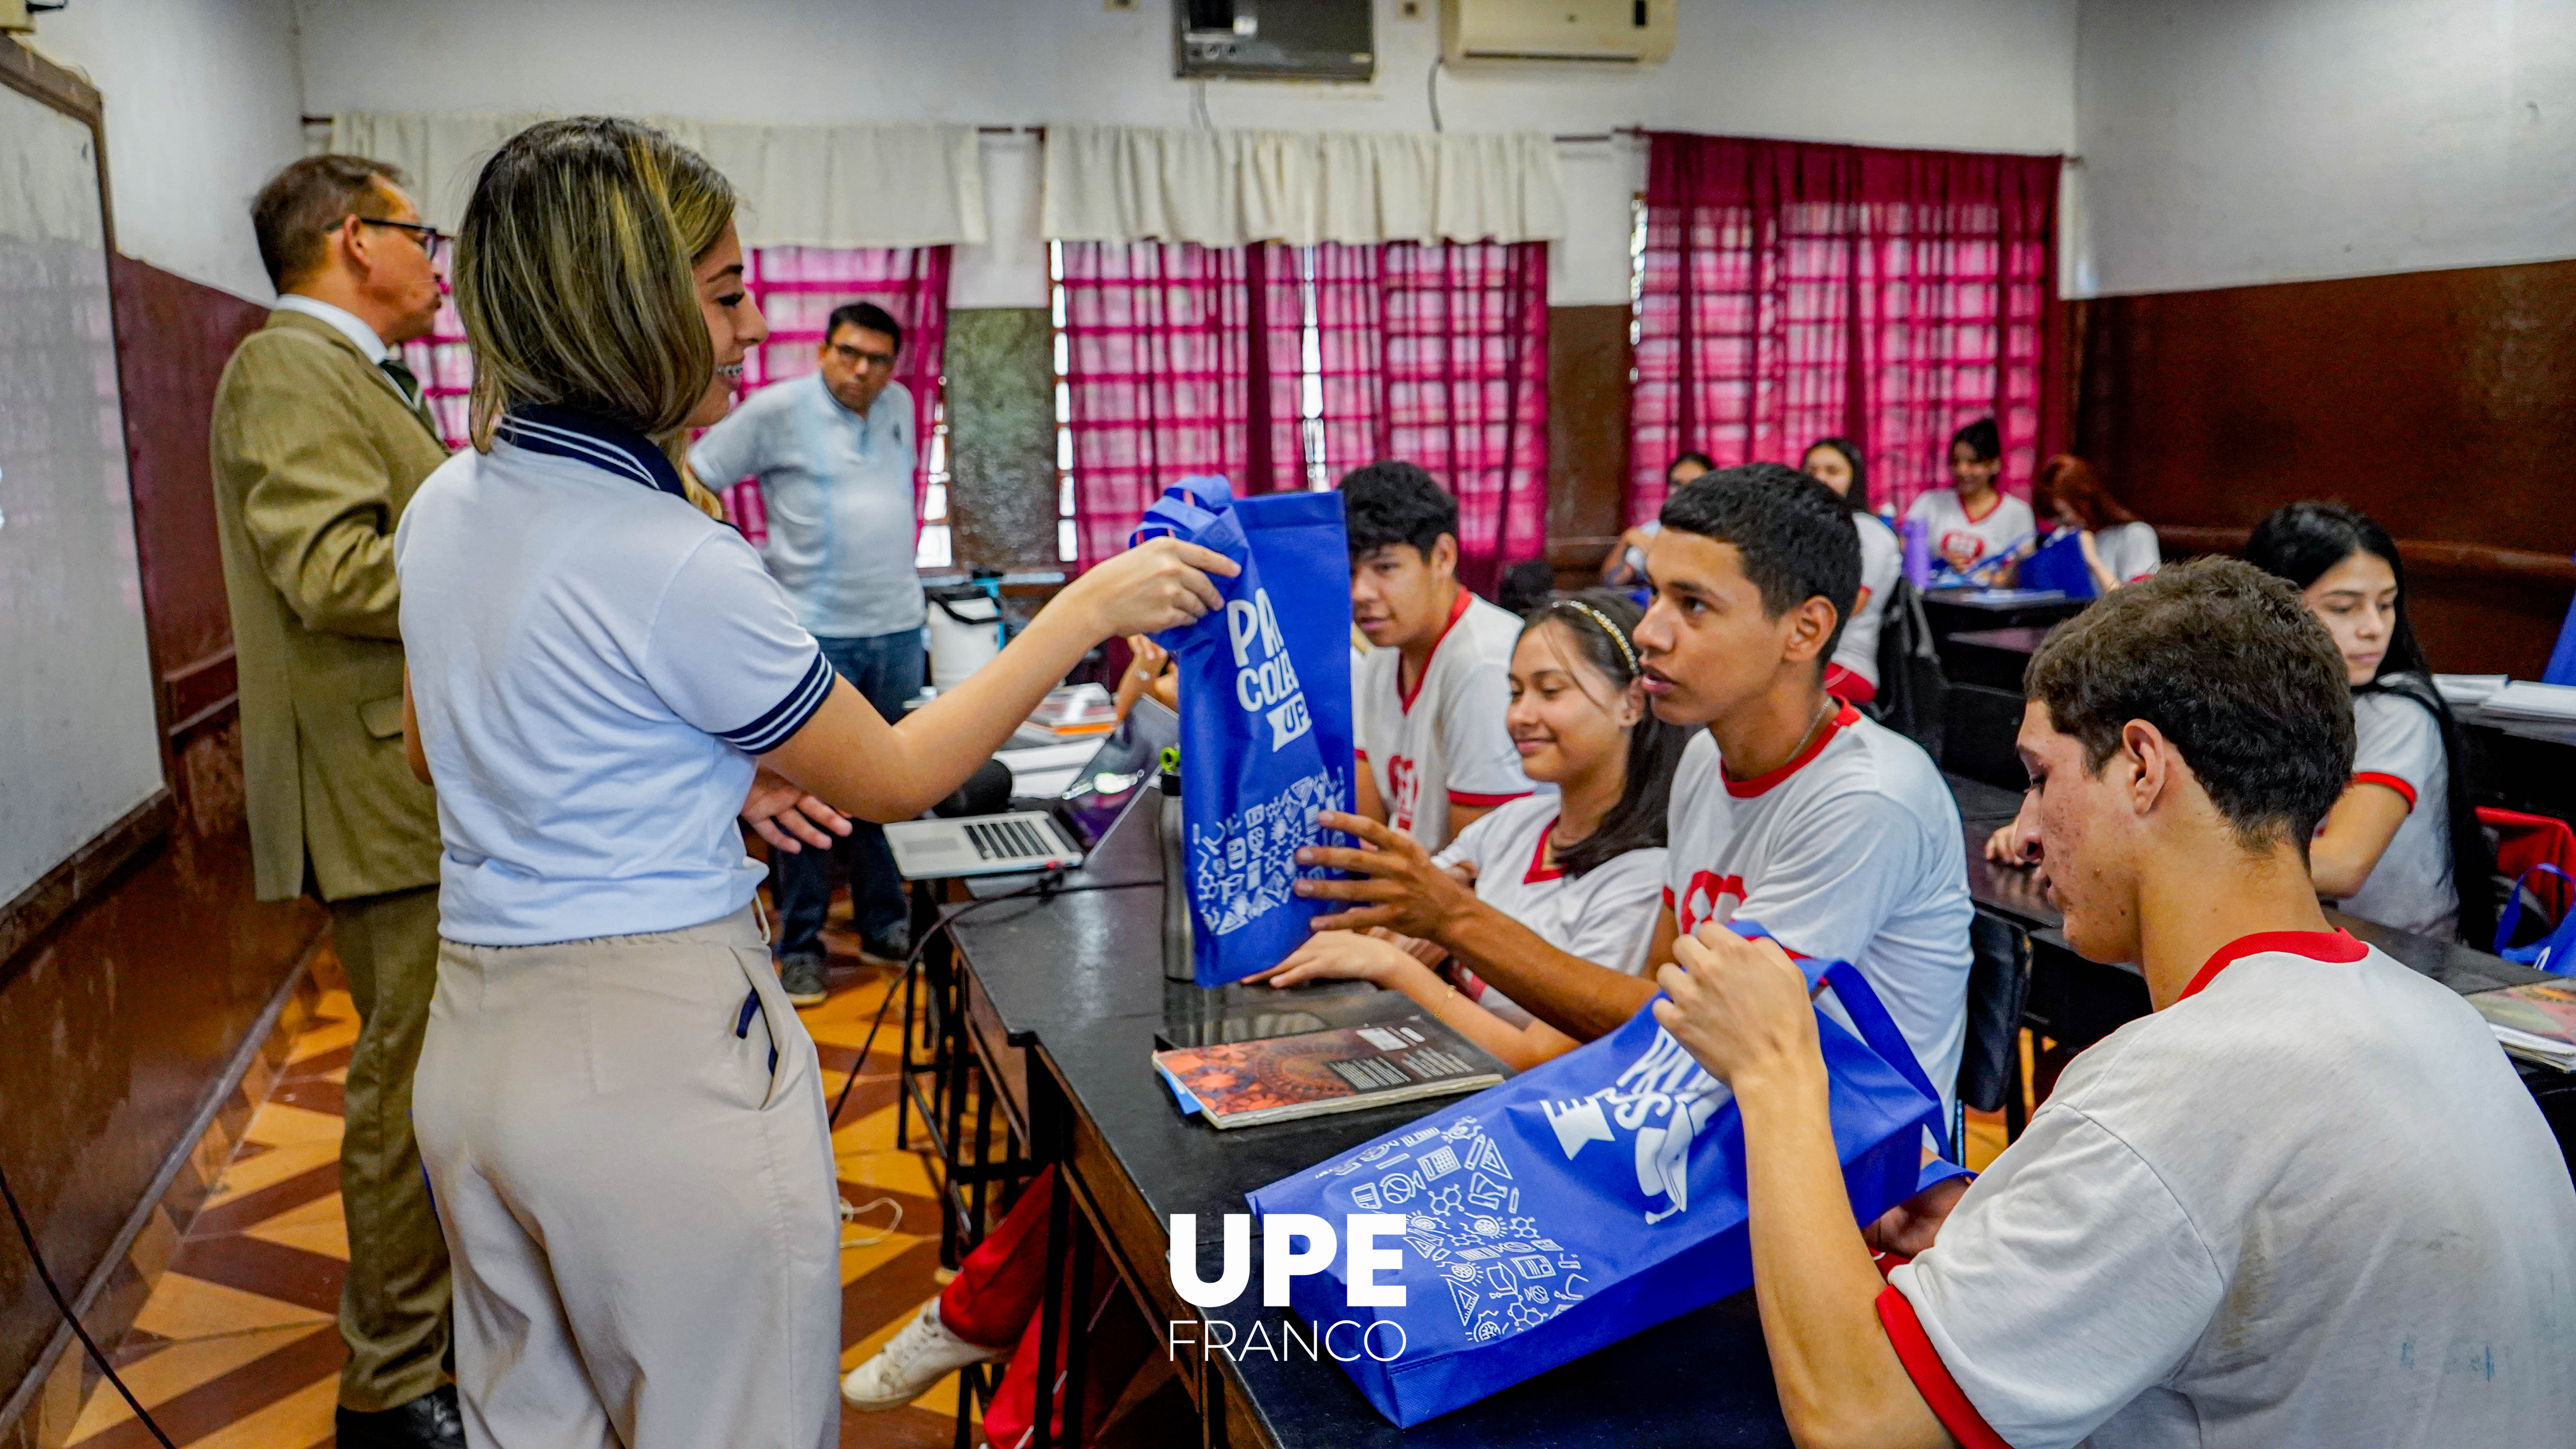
1175, 0, 1375, 83
1441, 0, 1676, 65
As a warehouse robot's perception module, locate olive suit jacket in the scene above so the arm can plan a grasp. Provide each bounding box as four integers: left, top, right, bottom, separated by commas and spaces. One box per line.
209, 309, 449, 903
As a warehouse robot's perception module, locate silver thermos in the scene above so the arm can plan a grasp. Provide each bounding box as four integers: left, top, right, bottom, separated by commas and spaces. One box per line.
1158, 752, 1194, 982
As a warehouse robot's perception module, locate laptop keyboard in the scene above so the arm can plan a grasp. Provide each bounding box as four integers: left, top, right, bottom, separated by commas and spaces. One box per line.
966, 817, 1058, 862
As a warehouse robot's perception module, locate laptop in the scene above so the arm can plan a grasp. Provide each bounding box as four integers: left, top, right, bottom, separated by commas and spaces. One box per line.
883, 697, 1176, 880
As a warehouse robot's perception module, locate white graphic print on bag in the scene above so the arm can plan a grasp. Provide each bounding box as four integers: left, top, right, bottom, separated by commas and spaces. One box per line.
1228, 588, 1313, 751
1534, 1027, 1732, 1225
1305, 1116, 1589, 1349
1188, 766, 1348, 936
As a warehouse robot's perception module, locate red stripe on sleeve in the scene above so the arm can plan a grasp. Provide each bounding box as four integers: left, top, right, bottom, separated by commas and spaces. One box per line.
2351, 771, 2417, 812
1875, 1284, 2013, 1449
1448, 790, 1532, 808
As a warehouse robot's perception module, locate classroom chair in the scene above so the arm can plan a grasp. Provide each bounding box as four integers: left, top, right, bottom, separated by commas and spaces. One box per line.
2485, 806, 2576, 932
1953, 910, 2034, 1163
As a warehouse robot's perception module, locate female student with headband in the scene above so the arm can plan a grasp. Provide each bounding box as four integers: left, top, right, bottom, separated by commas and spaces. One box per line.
1801, 436, 1902, 707
1905, 416, 2033, 577
2033, 453, 2160, 593
1253, 591, 1687, 1069
393, 117, 1229, 1446
2247, 502, 2494, 944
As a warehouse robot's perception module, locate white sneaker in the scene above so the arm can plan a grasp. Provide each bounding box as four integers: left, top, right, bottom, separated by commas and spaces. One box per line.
841, 1299, 1009, 1411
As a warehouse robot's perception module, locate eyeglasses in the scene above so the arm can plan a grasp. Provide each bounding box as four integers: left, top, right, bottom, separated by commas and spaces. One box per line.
358, 217, 450, 259
827, 341, 898, 370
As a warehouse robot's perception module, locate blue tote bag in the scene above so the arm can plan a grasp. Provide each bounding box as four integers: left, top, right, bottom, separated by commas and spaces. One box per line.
1246, 923, 1964, 1426
1130, 477, 1355, 986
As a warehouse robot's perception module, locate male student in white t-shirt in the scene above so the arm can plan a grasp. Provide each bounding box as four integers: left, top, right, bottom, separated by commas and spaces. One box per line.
1341, 460, 1535, 851
1296, 464, 1971, 1109
1653, 558, 2576, 1449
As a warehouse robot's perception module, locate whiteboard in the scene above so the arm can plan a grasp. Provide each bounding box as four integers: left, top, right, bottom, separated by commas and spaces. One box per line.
0, 83, 165, 911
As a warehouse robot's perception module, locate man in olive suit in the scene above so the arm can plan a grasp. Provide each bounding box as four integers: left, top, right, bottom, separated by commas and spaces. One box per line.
209, 156, 459, 1449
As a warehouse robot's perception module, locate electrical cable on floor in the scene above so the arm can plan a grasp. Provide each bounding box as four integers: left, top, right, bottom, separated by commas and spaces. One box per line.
827, 866, 1069, 1128
0, 1160, 180, 1449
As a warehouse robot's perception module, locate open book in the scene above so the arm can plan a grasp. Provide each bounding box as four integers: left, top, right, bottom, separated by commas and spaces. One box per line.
2468, 979, 2576, 1072
1154, 1014, 1506, 1129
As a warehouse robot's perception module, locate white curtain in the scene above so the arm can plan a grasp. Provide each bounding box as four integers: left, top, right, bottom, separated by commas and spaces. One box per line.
328, 112, 987, 249
1041, 123, 1564, 246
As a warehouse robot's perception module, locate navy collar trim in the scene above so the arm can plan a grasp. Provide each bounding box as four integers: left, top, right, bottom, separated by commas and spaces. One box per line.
497, 404, 687, 500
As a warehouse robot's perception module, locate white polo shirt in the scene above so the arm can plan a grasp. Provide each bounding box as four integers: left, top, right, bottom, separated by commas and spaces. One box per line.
1664, 706, 1972, 1112
2339, 687, 2458, 940
2092, 519, 2162, 586
1884, 931, 2576, 1449
1353, 589, 1536, 850
1906, 488, 2034, 574
1831, 512, 1904, 689
396, 406, 837, 946
687, 373, 923, 640
1431, 794, 1666, 1024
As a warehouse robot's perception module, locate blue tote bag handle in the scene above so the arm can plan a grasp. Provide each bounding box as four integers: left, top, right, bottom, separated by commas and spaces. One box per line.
1728, 920, 1966, 1183
2496, 864, 2576, 974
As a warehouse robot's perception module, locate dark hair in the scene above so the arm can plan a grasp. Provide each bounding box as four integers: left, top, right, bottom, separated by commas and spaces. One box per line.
1658, 463, 1862, 669
1339, 460, 1458, 560
1496, 559, 1557, 615
1950, 417, 2002, 463
826, 300, 904, 355
252, 154, 407, 291
1519, 590, 1689, 876
1800, 436, 1869, 513
2243, 501, 2495, 944
2027, 558, 2353, 853
2033, 454, 2139, 530
1667, 451, 1717, 484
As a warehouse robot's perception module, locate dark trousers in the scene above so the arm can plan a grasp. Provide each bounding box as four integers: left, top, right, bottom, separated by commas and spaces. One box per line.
771, 627, 923, 957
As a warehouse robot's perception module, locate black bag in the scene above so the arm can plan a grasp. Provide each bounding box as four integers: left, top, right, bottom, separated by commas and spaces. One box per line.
1868, 576, 1948, 758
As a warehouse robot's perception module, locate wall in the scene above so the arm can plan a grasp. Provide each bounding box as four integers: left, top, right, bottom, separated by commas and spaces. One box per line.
0, 252, 325, 1447
2076, 0, 2576, 297
292, 0, 2079, 308
26, 0, 308, 303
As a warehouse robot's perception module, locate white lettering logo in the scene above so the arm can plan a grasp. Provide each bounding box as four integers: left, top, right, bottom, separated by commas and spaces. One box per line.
1226, 589, 1311, 751
1536, 1028, 1731, 1224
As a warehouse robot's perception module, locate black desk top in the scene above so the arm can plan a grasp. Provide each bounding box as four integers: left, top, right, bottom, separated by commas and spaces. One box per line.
1945, 771, 2026, 826
2457, 701, 2576, 749
1946, 625, 2051, 653
1920, 588, 2075, 613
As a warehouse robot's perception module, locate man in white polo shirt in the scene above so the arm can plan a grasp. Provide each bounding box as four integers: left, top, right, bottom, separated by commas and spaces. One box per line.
1653, 558, 2576, 1449
1341, 461, 1534, 852
690, 301, 922, 1003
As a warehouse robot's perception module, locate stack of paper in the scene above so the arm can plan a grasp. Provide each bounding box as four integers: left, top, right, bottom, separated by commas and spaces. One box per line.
2475, 681, 2576, 723
1027, 682, 1118, 737
2470, 980, 2576, 1073
2434, 673, 2509, 707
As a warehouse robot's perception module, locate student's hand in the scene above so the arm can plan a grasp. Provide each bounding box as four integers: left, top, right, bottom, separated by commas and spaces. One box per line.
1367, 927, 1450, 968
1862, 1175, 1970, 1258
1653, 924, 1820, 1088
742, 767, 852, 854
1292, 811, 1480, 939
1984, 815, 2041, 867
1250, 930, 1418, 989
1062, 537, 1236, 642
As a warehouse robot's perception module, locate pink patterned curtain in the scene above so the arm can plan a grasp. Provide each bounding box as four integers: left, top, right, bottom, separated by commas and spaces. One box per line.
1303, 241, 1549, 596
1628, 133, 2061, 525
719, 245, 952, 545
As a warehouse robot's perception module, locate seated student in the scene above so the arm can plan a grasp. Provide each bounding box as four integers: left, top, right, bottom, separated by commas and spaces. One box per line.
1661, 558, 2576, 1449
1802, 436, 1902, 708
2034, 454, 2160, 593
1297, 464, 1973, 1113
1905, 418, 2033, 580
2249, 501, 2495, 944
1344, 460, 1537, 850
1602, 451, 1716, 585
1255, 591, 1686, 1070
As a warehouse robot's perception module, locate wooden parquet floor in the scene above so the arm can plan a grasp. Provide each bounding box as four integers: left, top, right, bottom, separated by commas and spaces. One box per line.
66, 918, 966, 1449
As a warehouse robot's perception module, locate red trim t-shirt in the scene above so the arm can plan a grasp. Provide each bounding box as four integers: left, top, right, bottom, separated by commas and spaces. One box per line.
1906, 488, 2035, 574
1882, 931, 2576, 1449
1662, 705, 1973, 1114
1353, 591, 1535, 850
2338, 688, 2456, 940
1432, 794, 1665, 1024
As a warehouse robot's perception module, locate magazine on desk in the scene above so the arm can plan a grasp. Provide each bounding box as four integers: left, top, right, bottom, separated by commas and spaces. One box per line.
1153, 1013, 1506, 1128
2468, 979, 2576, 1071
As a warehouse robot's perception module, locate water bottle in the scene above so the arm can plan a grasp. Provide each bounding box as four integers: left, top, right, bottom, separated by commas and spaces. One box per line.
1900, 515, 1934, 591
1157, 750, 1194, 983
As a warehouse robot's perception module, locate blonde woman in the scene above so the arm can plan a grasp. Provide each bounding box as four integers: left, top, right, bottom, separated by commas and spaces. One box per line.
395, 118, 1228, 1448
